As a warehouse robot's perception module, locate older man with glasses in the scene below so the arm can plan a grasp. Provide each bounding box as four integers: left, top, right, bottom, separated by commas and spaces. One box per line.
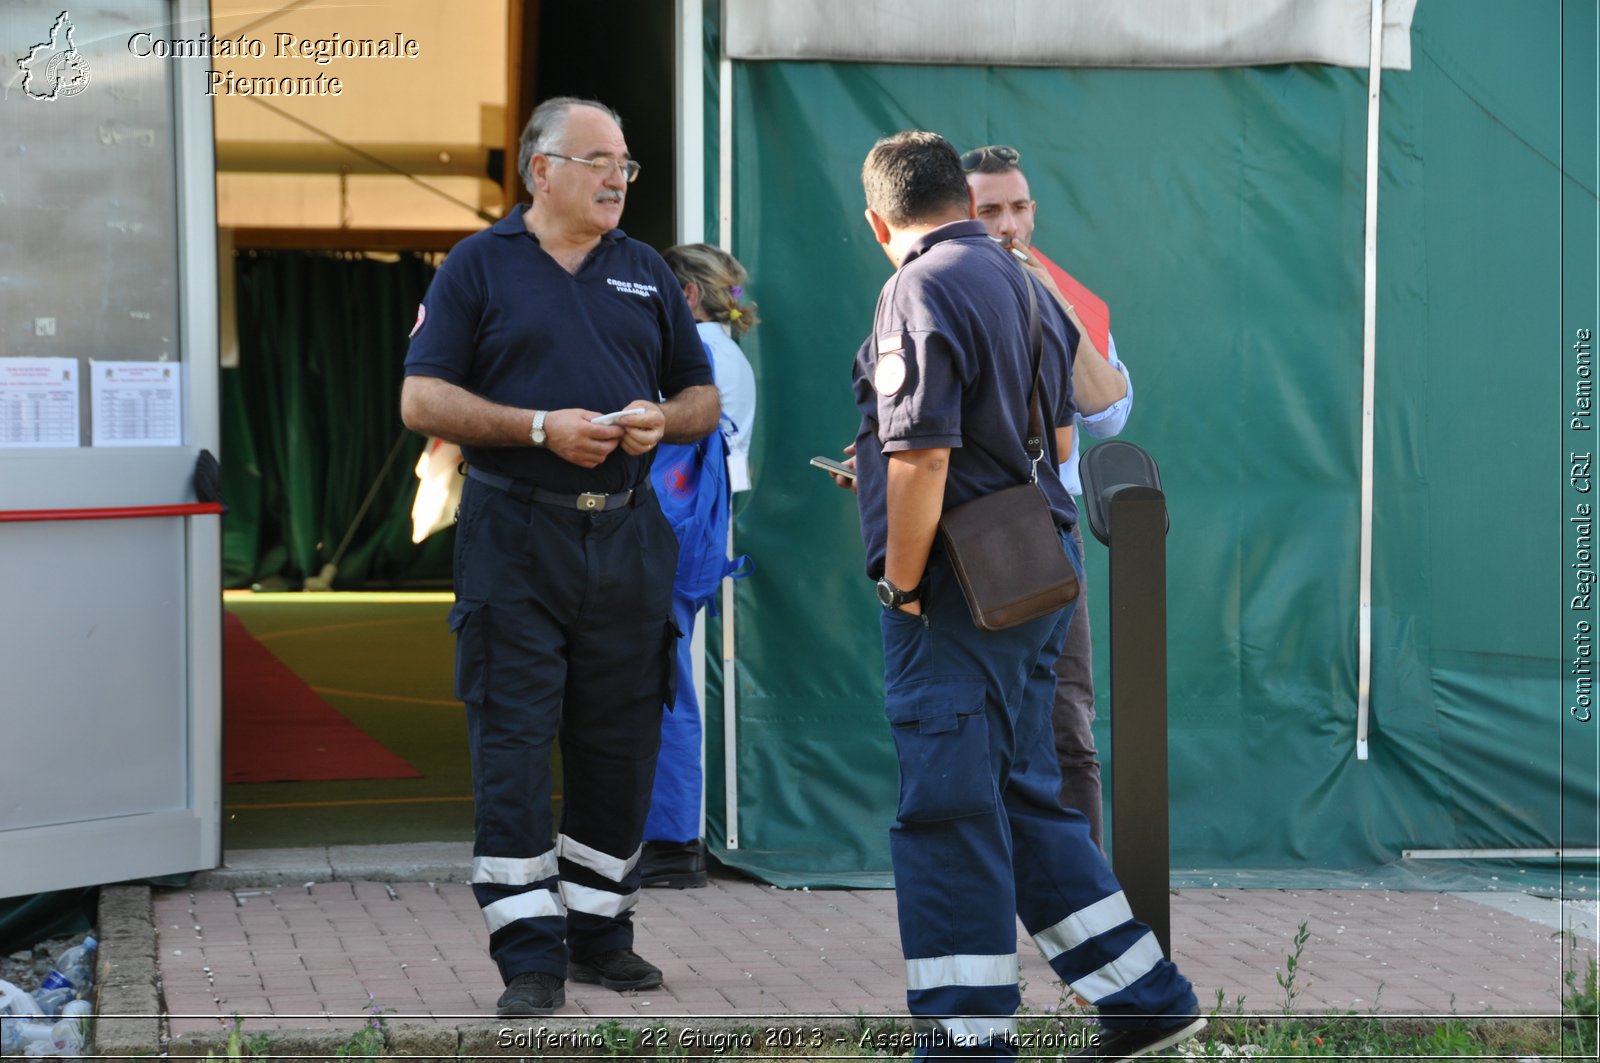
401, 96, 719, 1018
963, 144, 1134, 853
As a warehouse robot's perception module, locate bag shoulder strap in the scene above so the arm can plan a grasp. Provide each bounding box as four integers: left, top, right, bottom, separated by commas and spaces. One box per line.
1023, 277, 1047, 472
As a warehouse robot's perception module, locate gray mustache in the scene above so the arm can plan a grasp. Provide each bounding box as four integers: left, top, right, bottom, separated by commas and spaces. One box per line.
596, 191, 624, 204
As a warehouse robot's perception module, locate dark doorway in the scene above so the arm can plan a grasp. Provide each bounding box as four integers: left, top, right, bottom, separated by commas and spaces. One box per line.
509, 0, 678, 252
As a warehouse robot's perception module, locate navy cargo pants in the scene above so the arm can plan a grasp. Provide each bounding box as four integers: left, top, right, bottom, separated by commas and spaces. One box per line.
449, 475, 679, 983
879, 528, 1197, 1059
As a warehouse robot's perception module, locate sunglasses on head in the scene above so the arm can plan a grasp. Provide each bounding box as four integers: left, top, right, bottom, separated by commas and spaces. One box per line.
960, 145, 1021, 172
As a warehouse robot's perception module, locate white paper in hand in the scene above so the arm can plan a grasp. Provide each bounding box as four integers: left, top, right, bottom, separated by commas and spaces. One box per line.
590, 408, 647, 425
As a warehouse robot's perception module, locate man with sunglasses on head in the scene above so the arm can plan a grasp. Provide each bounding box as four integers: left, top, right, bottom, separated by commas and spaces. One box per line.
401, 96, 719, 1018
963, 143, 1133, 853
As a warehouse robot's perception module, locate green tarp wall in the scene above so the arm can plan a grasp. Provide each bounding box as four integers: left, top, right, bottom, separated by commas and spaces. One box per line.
706, 0, 1600, 884
223, 251, 451, 589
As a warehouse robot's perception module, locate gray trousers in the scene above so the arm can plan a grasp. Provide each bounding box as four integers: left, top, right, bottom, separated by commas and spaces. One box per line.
1049, 522, 1104, 849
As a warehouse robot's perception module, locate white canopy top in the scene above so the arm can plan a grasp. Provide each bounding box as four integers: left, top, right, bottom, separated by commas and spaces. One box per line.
725, 0, 1416, 70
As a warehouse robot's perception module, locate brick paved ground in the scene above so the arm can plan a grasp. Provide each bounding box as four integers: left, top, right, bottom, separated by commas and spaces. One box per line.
150, 869, 1594, 1041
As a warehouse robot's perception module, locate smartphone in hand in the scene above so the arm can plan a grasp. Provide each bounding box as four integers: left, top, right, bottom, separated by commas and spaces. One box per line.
809, 455, 857, 480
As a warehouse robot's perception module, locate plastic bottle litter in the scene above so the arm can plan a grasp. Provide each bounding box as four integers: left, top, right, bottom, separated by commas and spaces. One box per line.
34, 1003, 93, 1057
28, 984, 72, 1019
0, 979, 43, 1017
30, 937, 96, 1017
57, 937, 96, 991
1, 977, 44, 1055
51, 1015, 87, 1056
1, 939, 97, 1051
14, 1016, 84, 1056
12, 1020, 52, 1049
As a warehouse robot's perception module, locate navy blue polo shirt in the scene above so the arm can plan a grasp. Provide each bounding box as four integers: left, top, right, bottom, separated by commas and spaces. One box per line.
404, 205, 713, 495
853, 220, 1079, 580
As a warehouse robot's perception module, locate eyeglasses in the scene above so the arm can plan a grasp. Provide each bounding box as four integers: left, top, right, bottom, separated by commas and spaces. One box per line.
543, 153, 642, 183
960, 145, 1021, 172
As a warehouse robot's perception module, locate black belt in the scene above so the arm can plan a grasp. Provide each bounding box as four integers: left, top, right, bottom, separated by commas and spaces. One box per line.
466, 465, 642, 512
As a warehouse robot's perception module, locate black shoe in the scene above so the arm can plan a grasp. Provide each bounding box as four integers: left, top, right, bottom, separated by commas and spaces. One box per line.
1070, 1015, 1207, 1059
639, 840, 708, 889
495, 971, 565, 1017
569, 948, 664, 991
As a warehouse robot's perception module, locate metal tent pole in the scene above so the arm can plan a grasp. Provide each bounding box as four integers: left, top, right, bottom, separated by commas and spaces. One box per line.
1355, 0, 1385, 761
718, 50, 740, 849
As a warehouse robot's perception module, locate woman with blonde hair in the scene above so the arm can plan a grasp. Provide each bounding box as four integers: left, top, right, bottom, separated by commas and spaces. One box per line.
661, 243, 759, 491
640, 244, 760, 888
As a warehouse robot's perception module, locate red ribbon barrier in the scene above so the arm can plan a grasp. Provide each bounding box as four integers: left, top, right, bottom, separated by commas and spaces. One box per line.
0, 502, 224, 523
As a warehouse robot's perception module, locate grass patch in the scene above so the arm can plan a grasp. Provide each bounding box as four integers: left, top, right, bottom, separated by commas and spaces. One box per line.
1188, 989, 1565, 1060
1563, 952, 1598, 1059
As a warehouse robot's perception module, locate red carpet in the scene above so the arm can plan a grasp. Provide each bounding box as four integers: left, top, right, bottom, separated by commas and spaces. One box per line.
224, 613, 423, 784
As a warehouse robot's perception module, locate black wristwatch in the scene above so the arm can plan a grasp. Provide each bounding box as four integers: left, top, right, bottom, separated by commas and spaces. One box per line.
876, 576, 922, 610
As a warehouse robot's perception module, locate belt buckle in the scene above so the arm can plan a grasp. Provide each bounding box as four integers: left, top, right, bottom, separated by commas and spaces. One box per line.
577, 492, 607, 511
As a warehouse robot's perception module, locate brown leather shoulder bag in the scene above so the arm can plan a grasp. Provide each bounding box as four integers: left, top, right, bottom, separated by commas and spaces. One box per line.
937, 276, 1079, 631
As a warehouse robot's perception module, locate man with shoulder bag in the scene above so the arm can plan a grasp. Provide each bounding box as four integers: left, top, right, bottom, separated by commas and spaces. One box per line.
849, 130, 1203, 1061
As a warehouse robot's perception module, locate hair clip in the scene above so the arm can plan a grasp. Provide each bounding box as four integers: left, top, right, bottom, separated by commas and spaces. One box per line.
729, 285, 743, 301
728, 307, 743, 322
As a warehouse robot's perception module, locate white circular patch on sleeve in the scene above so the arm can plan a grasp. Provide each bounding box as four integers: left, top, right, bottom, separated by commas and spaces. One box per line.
874, 352, 907, 396
409, 303, 427, 338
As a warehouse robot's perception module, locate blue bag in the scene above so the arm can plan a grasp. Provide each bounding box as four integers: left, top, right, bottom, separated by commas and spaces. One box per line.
651, 420, 752, 613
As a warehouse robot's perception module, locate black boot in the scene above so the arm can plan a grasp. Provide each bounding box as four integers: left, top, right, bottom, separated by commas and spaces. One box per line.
639, 840, 708, 888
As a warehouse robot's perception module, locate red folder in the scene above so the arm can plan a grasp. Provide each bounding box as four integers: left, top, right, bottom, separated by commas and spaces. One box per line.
1030, 246, 1110, 359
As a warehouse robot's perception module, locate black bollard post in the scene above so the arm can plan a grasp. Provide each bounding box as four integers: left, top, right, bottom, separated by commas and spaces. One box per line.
1080, 442, 1171, 957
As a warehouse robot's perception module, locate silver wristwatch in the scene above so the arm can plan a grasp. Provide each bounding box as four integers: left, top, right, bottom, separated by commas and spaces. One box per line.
876, 576, 922, 610
529, 409, 548, 448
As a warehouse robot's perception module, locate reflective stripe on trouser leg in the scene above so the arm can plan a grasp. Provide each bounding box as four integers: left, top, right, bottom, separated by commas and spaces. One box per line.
455, 478, 573, 982
472, 847, 564, 954
557, 834, 642, 919
457, 480, 582, 979
467, 677, 567, 980
891, 810, 1024, 1058
454, 479, 676, 980
906, 955, 1021, 1054
910, 1016, 1021, 1056
466, 662, 568, 978
644, 592, 703, 843
879, 551, 1077, 1060
1006, 532, 1198, 1028
558, 491, 679, 958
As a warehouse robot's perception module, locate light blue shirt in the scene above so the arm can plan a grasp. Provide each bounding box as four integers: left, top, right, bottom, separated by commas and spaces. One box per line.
1059, 333, 1133, 497
698, 321, 758, 492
